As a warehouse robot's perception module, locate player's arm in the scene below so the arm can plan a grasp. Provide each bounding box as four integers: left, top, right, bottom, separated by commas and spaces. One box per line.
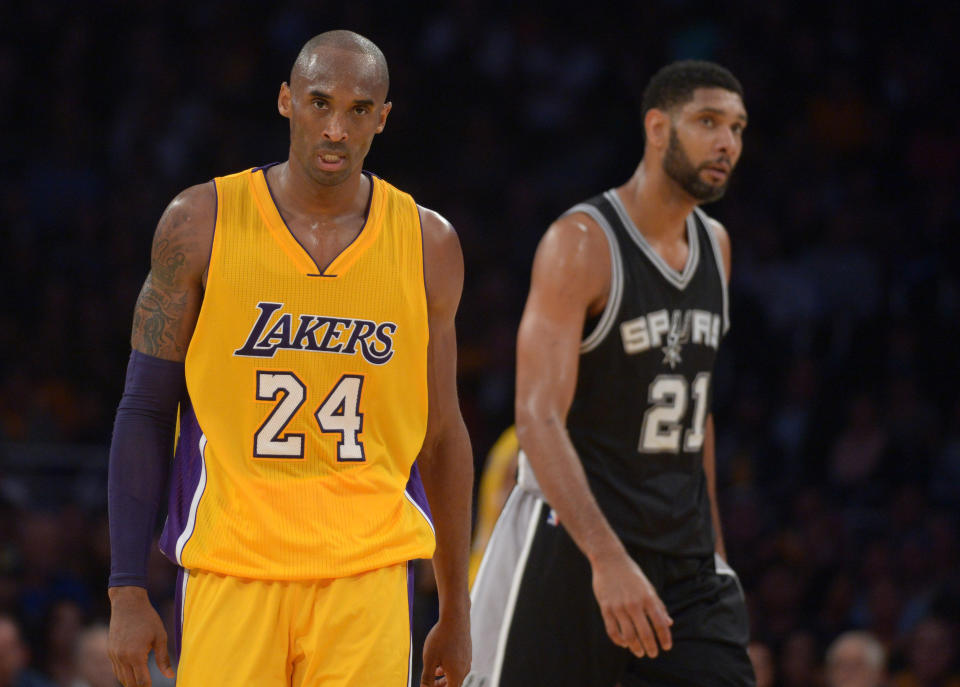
515, 215, 673, 659
704, 218, 731, 562
108, 182, 215, 687
416, 207, 474, 687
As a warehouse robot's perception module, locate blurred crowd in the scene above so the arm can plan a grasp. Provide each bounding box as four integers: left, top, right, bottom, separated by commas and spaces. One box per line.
1, 0, 958, 685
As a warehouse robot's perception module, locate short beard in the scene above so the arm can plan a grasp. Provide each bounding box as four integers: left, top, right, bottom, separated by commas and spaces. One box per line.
662, 128, 730, 203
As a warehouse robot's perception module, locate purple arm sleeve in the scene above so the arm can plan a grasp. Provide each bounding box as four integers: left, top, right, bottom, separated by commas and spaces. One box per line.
108, 350, 186, 588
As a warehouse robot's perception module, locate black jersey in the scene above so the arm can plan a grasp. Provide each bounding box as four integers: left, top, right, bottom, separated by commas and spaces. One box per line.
564, 189, 729, 558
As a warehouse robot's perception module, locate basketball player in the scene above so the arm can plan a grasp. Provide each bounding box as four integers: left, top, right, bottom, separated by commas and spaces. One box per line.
468, 61, 754, 686
106, 31, 472, 687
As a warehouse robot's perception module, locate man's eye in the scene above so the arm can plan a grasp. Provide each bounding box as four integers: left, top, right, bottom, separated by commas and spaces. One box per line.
354, 107, 368, 115
700, 117, 714, 127
314, 101, 327, 109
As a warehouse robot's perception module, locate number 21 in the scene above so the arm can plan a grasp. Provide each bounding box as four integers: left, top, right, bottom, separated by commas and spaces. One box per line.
254, 372, 365, 461
638, 372, 710, 453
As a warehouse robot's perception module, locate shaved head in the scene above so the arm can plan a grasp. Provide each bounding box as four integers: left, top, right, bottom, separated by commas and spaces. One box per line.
292, 30, 389, 100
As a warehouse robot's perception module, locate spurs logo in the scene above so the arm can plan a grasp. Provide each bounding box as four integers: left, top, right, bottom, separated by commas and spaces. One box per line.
620, 308, 721, 363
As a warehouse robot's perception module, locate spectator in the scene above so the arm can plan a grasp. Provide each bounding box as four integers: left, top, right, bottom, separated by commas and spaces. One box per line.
893, 617, 960, 687
825, 631, 887, 687
780, 630, 823, 687
0, 615, 54, 687
38, 601, 83, 687
71, 626, 115, 687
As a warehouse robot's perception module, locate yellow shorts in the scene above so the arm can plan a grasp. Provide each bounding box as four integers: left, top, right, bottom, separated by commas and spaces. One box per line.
175, 563, 412, 686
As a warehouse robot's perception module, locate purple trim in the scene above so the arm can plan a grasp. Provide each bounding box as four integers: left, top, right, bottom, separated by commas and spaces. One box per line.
251, 161, 281, 173
407, 559, 415, 637
159, 399, 206, 563
407, 560, 415, 687
172, 567, 185, 662
258, 168, 376, 277
360, 170, 374, 218
416, 205, 429, 304
405, 460, 433, 523
201, 179, 218, 287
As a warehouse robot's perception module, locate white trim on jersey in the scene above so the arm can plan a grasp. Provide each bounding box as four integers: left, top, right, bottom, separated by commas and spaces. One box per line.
404, 489, 436, 536
695, 206, 731, 335
605, 189, 701, 291
179, 569, 189, 647
560, 203, 625, 354
175, 434, 208, 565
407, 630, 413, 687
714, 552, 738, 577
489, 495, 543, 687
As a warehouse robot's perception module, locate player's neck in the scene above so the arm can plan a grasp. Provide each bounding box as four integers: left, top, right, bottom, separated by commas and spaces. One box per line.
619, 163, 697, 243
270, 160, 368, 220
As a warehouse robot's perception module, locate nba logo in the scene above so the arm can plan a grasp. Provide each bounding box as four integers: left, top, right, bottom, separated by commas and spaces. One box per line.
546, 509, 559, 526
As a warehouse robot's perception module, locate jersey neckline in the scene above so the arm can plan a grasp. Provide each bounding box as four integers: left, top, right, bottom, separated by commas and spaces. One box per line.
248, 163, 384, 278
604, 189, 700, 291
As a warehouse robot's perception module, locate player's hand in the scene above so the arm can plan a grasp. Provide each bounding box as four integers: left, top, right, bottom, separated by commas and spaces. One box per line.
421, 608, 471, 687
108, 586, 175, 687
590, 549, 673, 659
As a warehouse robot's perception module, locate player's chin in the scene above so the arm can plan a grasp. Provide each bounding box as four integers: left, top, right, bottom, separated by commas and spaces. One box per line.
310, 166, 353, 187
693, 176, 729, 202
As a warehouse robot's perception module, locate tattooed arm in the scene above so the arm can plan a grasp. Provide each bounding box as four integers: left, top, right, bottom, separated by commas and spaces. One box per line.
107, 182, 215, 687
130, 182, 217, 360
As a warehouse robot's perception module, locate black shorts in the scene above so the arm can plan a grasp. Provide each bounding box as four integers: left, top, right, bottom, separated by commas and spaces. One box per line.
467, 489, 754, 687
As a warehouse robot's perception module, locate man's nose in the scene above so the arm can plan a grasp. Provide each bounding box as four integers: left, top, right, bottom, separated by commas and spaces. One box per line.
323, 112, 348, 142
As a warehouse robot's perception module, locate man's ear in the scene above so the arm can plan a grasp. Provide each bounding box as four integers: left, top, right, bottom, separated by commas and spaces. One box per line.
278, 82, 292, 119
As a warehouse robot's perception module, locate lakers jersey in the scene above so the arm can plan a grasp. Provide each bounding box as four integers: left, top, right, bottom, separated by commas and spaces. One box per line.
158, 165, 436, 580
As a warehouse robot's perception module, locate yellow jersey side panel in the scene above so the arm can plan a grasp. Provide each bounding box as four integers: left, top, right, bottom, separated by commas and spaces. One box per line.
159, 167, 434, 580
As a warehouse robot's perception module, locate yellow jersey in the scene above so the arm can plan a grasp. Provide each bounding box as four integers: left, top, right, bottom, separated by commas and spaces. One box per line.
159, 165, 435, 580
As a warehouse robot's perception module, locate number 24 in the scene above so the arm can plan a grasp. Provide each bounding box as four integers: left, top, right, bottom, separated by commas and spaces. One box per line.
254, 372, 365, 461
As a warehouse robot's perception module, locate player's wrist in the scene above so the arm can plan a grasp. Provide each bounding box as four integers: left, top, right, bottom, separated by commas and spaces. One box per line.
584, 535, 628, 568
438, 591, 471, 618
108, 585, 150, 604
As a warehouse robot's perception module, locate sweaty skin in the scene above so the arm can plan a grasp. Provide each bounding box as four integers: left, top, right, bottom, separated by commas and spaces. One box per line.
514, 86, 741, 660
109, 36, 473, 687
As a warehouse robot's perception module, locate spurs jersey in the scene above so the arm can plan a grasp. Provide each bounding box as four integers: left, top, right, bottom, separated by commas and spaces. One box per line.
522, 189, 729, 557
159, 165, 435, 580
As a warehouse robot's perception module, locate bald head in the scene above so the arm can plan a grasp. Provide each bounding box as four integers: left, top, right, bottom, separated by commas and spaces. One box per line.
826, 632, 886, 687
292, 30, 389, 100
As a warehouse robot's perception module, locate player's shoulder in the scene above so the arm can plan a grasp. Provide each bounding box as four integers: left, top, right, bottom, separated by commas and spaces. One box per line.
694, 206, 732, 278
524, 205, 612, 310
151, 181, 217, 274
695, 206, 730, 249
171, 180, 216, 214
417, 205, 461, 268
539, 207, 610, 267
417, 204, 457, 245
417, 205, 463, 308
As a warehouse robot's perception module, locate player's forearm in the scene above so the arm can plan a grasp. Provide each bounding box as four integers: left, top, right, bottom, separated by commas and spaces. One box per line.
516, 411, 625, 564
108, 351, 183, 587
419, 421, 474, 616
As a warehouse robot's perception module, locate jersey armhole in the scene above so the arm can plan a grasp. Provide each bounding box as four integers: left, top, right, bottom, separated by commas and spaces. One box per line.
694, 207, 731, 336
559, 204, 624, 354
185, 180, 222, 366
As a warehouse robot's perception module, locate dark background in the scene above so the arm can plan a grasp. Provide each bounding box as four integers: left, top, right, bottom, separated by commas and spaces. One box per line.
1, 1, 959, 685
